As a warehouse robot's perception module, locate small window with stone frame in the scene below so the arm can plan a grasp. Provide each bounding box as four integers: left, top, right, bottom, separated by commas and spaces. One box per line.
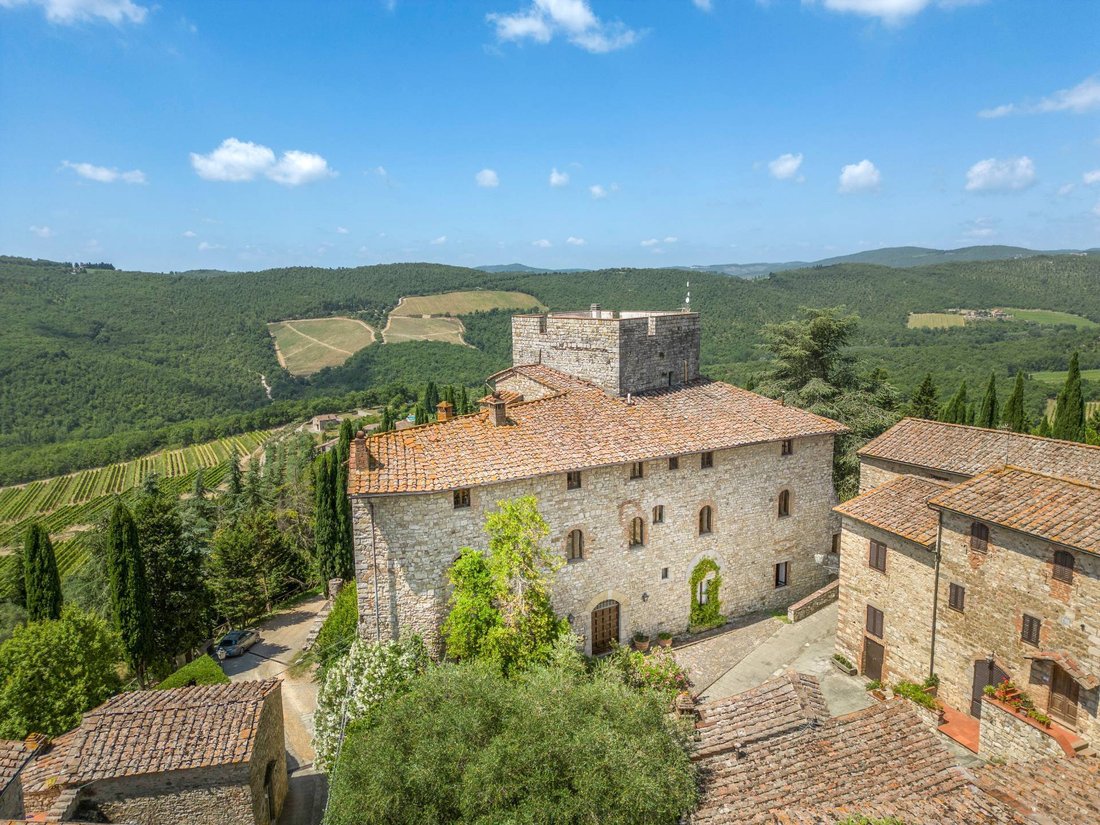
700, 451, 714, 469
629, 517, 645, 547
969, 522, 989, 553
948, 583, 965, 612
698, 505, 713, 535
566, 529, 585, 562
566, 470, 582, 490
774, 561, 789, 588
629, 461, 644, 480
1021, 613, 1041, 646
652, 505, 664, 524
781, 439, 793, 456
453, 488, 471, 509
778, 489, 791, 518
660, 566, 669, 580
668, 456, 679, 471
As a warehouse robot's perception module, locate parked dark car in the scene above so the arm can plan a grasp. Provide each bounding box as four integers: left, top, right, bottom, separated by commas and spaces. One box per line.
215, 629, 261, 659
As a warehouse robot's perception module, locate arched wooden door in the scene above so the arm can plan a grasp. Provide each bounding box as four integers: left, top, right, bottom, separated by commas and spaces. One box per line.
591, 599, 620, 655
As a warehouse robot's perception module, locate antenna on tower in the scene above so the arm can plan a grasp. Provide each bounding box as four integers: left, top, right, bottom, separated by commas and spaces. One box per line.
684, 281, 691, 311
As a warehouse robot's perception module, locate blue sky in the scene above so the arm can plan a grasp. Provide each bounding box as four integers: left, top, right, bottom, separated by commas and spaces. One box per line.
1, 0, 1098, 272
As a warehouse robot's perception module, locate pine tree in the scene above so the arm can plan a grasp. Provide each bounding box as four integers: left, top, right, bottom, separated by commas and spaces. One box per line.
23, 523, 61, 621
192, 467, 207, 500
1003, 372, 1029, 433
244, 459, 265, 510
976, 371, 999, 429
940, 381, 969, 424
105, 500, 153, 685
906, 373, 939, 419
1051, 352, 1086, 442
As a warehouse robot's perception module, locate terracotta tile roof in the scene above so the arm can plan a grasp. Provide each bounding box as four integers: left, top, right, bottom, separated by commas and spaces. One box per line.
928, 466, 1100, 555
1022, 650, 1099, 690
973, 756, 1100, 825
0, 739, 35, 793
859, 418, 1100, 485
485, 363, 595, 392
766, 790, 1029, 825
833, 474, 950, 547
350, 374, 847, 495
21, 680, 278, 800
477, 390, 523, 405
691, 675, 980, 825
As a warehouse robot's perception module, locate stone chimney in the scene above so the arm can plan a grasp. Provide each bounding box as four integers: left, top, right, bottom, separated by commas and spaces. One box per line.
436, 401, 454, 422
590, 303, 601, 318
487, 396, 508, 427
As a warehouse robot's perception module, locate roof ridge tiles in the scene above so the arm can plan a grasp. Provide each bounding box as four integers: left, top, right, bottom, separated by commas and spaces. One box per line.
871, 416, 1100, 453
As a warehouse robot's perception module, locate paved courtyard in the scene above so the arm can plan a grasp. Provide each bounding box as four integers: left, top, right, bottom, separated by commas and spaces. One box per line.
671, 612, 784, 694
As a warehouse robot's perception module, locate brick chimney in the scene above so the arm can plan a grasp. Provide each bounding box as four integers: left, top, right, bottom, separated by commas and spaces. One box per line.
436, 401, 454, 422
487, 396, 508, 427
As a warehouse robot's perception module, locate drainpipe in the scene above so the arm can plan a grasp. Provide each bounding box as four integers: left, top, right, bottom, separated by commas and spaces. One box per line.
369, 499, 382, 642
929, 511, 943, 680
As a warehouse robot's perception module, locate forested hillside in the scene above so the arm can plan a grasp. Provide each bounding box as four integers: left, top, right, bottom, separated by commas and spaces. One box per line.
3, 254, 1098, 484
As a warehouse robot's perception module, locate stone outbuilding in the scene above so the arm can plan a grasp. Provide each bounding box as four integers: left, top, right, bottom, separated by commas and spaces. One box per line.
0, 737, 41, 819
21, 680, 286, 825
349, 309, 848, 655
835, 418, 1100, 754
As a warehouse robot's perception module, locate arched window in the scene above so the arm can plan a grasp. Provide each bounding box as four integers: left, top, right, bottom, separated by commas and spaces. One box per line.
629, 517, 645, 547
567, 529, 585, 562
698, 505, 713, 535
778, 490, 791, 518
1053, 550, 1075, 584
970, 522, 989, 553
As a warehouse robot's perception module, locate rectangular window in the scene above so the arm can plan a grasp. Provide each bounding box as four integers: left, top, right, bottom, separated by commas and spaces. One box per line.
781, 439, 793, 456
1021, 613, 1041, 646
970, 522, 989, 553
831, 533, 841, 554
652, 505, 664, 524
660, 567, 669, 580
668, 456, 679, 471
629, 461, 644, 480
453, 488, 471, 509
865, 604, 884, 638
700, 451, 714, 469
774, 561, 789, 588
948, 583, 965, 612
1052, 550, 1074, 584
868, 540, 887, 573
566, 470, 582, 490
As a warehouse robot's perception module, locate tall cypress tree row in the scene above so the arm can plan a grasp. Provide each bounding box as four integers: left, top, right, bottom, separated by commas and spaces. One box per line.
976, 372, 999, 429
425, 381, 440, 413
23, 523, 62, 621
314, 453, 341, 581
940, 381, 969, 424
105, 500, 153, 685
335, 421, 355, 578
906, 373, 939, 419
1052, 352, 1086, 442
1003, 372, 1029, 433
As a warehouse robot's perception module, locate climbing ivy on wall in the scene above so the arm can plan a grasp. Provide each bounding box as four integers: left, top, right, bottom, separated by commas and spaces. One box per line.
689, 558, 723, 629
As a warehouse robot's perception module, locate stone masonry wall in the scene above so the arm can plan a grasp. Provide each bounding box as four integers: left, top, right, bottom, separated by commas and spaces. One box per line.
76, 766, 254, 825
354, 434, 837, 656
934, 510, 1100, 745
857, 457, 968, 494
978, 697, 1067, 762
834, 518, 936, 685
787, 579, 838, 623
493, 371, 556, 401
247, 684, 287, 825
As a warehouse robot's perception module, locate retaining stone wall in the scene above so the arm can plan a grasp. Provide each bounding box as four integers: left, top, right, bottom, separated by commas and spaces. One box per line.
787, 579, 839, 622
978, 697, 1067, 762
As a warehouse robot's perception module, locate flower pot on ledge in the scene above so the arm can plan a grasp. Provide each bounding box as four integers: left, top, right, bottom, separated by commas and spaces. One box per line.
633, 635, 651, 653
657, 633, 673, 649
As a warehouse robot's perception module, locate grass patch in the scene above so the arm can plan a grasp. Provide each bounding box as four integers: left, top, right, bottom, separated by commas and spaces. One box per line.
155, 654, 229, 690
771, 608, 791, 623
382, 315, 467, 345
1044, 398, 1100, 420
1032, 368, 1100, 385
906, 312, 966, 329
391, 290, 543, 317
268, 317, 376, 376
1001, 308, 1098, 328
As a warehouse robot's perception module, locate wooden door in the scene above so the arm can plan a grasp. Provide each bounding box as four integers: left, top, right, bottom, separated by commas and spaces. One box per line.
1049, 665, 1079, 728
862, 637, 884, 682
591, 600, 619, 655
971, 660, 1009, 718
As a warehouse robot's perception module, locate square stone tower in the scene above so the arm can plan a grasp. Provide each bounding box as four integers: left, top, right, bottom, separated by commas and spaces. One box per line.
511, 305, 700, 396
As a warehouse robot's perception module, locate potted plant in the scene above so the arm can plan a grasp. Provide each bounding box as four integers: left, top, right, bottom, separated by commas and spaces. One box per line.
922, 673, 940, 698
657, 631, 673, 649
633, 632, 650, 652
831, 653, 857, 676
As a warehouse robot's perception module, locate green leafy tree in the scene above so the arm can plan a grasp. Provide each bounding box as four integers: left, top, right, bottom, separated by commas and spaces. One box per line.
155, 654, 229, 690
105, 500, 153, 684
1085, 408, 1100, 446
0, 607, 122, 738
23, 523, 62, 622
976, 371, 999, 429
324, 664, 698, 825
7, 539, 26, 610
208, 517, 266, 626
1051, 352, 1086, 442
1002, 372, 1029, 433
442, 547, 500, 661
940, 381, 970, 424
906, 373, 939, 419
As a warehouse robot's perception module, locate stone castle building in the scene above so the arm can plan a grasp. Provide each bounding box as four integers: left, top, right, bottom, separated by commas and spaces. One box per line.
834, 418, 1100, 752
349, 307, 847, 655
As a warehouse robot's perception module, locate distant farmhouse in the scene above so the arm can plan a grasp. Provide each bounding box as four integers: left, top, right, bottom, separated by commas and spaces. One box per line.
835, 418, 1100, 755
348, 307, 847, 655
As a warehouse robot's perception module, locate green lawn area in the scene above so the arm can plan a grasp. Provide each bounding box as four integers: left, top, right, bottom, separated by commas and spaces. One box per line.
1002, 308, 1098, 329
393, 290, 544, 316
907, 312, 966, 329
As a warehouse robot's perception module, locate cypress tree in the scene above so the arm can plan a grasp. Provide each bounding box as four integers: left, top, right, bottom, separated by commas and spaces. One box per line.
192, 467, 207, 500
1003, 373, 1029, 433
227, 446, 243, 497
940, 381, 969, 424
1034, 415, 1052, 438
23, 523, 62, 621
314, 453, 341, 581
906, 373, 939, 419
7, 540, 26, 609
335, 421, 354, 578
1051, 352, 1086, 442
425, 381, 440, 413
976, 371, 999, 429
105, 500, 153, 685
414, 403, 429, 425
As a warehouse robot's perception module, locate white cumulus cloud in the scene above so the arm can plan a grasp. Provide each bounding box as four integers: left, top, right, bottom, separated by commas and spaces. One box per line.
430, 235, 447, 245
566, 236, 586, 245
336, 226, 349, 234
476, 168, 500, 188
182, 230, 197, 238
979, 75, 1100, 118
549, 167, 569, 187
838, 159, 881, 193
812, 0, 978, 25
768, 152, 803, 180
692, 0, 713, 10
964, 156, 1036, 192
664, 236, 678, 243
62, 160, 146, 184
0, 0, 147, 25
29, 225, 52, 238
640, 238, 660, 247
1084, 170, 1100, 186
589, 182, 618, 199
190, 138, 333, 186
197, 241, 224, 251
532, 238, 552, 248
488, 0, 639, 53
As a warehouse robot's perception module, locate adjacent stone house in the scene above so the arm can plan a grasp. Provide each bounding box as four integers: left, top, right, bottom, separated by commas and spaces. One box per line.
0, 738, 40, 819
835, 418, 1100, 751
21, 680, 286, 825
349, 308, 847, 655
